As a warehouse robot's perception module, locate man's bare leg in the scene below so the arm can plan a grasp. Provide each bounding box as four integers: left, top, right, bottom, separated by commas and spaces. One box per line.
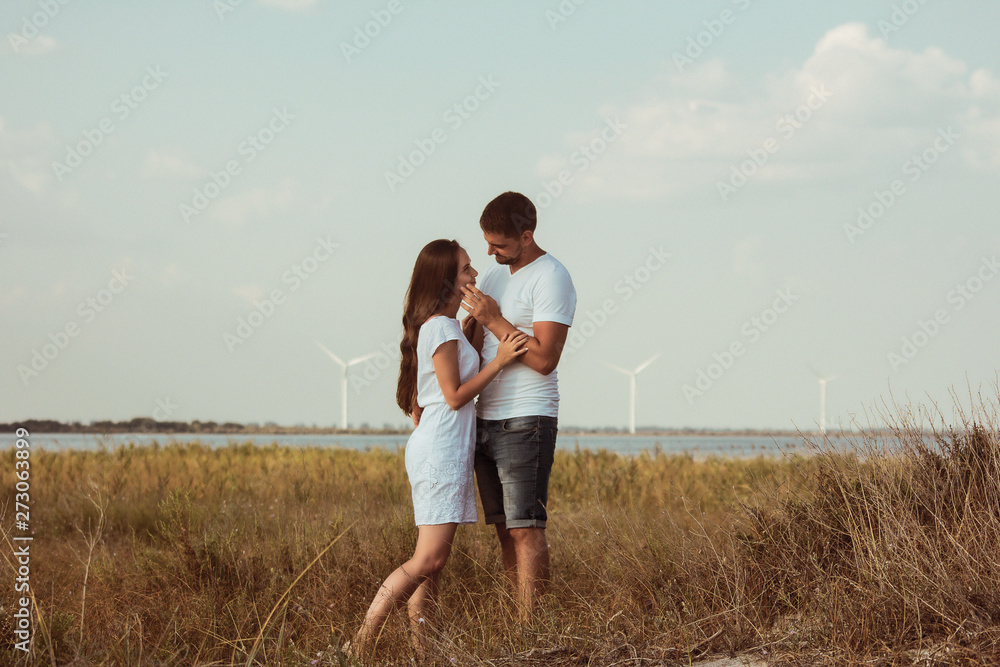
508, 527, 548, 619
494, 523, 518, 594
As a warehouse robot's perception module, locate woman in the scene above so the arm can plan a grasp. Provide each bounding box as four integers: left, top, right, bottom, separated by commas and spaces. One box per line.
350, 239, 527, 659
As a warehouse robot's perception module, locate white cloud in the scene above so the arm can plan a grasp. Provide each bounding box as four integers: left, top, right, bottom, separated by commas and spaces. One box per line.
142, 149, 202, 179
211, 177, 299, 227
257, 0, 318, 11
160, 263, 187, 287
542, 23, 1000, 201
733, 236, 764, 278
798, 23, 973, 124
21, 34, 58, 56
7, 161, 50, 194
0, 285, 28, 309
232, 284, 266, 304
971, 69, 1000, 98
0, 118, 58, 194
3, 34, 59, 56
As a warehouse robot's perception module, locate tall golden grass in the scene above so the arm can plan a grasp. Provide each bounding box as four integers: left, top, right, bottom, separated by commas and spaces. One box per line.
2, 392, 999, 665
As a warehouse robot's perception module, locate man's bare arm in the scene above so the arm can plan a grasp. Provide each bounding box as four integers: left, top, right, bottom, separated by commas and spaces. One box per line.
461, 286, 568, 375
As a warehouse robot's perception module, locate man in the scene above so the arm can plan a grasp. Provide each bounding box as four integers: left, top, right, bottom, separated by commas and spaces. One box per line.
460, 191, 577, 617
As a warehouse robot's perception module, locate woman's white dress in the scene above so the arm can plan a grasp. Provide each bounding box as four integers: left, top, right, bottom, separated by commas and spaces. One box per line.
405, 316, 479, 525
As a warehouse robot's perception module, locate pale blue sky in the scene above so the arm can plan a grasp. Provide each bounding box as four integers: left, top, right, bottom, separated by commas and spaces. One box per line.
2, 1, 999, 431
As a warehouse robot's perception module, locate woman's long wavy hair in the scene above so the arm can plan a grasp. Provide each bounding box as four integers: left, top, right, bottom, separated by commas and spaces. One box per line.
396, 239, 460, 415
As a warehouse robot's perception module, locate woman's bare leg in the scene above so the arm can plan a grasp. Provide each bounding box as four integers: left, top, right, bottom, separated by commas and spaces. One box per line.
407, 571, 440, 659
351, 524, 457, 659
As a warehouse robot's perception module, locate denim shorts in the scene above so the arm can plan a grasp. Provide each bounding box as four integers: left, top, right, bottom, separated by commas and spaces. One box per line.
475, 415, 557, 529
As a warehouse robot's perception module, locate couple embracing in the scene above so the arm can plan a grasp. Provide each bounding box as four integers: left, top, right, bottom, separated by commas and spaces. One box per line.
350, 191, 577, 658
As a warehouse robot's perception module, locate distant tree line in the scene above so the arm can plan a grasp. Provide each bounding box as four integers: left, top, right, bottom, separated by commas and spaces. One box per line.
2, 418, 837, 437
0, 418, 411, 435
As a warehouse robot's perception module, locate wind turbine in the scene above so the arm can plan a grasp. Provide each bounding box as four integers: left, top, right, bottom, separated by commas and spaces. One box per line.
807, 364, 837, 435
317, 342, 379, 430
605, 353, 661, 435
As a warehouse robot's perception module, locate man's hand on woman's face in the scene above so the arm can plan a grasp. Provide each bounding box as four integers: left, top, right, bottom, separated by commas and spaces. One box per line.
460, 285, 500, 327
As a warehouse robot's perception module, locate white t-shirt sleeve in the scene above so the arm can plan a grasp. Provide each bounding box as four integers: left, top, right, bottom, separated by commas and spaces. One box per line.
423, 317, 461, 357
531, 265, 576, 327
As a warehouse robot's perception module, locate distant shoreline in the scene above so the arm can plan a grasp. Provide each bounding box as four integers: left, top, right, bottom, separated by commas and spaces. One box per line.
4, 418, 858, 439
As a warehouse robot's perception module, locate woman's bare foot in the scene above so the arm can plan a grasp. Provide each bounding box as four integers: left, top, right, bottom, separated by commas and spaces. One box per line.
341, 638, 363, 664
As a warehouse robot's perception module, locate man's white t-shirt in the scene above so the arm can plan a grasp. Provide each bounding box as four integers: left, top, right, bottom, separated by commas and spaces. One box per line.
475, 253, 576, 420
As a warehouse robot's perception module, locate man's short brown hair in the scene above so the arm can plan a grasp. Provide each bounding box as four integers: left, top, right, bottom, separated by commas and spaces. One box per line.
480, 191, 537, 239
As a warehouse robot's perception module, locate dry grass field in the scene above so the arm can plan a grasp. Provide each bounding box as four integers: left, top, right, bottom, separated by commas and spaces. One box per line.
2, 394, 999, 665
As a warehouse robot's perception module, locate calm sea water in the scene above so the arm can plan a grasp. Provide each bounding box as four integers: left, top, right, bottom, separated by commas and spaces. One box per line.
12, 432, 834, 457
